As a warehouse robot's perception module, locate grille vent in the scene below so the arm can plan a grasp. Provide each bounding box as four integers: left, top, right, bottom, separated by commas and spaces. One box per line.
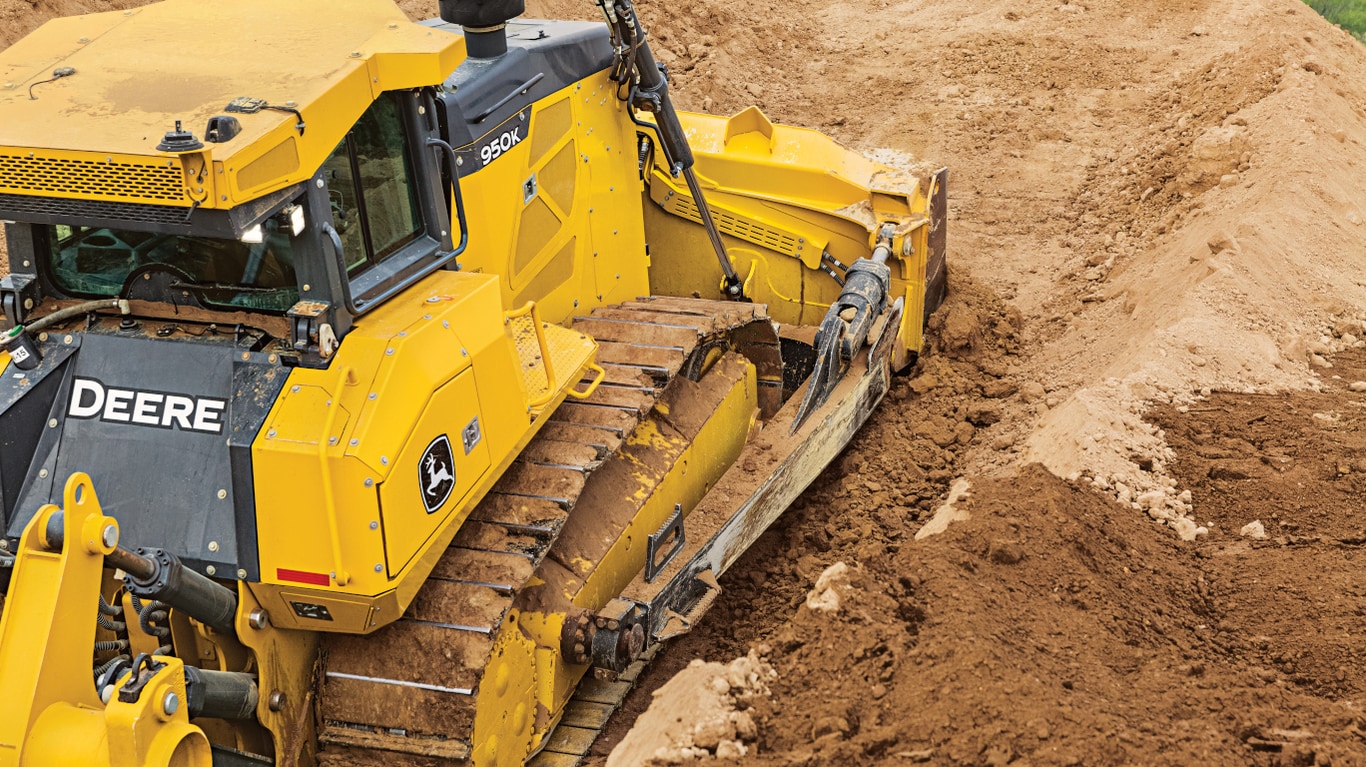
0, 152, 184, 202
0, 193, 191, 226
665, 194, 801, 257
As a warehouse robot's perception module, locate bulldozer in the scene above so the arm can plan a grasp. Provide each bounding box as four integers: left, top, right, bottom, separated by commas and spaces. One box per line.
0, 0, 946, 764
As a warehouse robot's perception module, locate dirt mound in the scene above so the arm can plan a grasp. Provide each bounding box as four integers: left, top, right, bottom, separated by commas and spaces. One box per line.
686, 462, 1366, 766
606, 652, 772, 765
594, 333, 1366, 767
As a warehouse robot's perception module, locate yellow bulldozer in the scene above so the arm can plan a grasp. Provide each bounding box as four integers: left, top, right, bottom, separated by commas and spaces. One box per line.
0, 0, 946, 764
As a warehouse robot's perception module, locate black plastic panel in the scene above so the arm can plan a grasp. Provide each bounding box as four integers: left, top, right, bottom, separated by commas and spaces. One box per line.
5, 332, 286, 580
0, 340, 77, 528
423, 18, 613, 174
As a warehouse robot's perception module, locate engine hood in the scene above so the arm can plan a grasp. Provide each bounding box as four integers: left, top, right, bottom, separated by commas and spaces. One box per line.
0, 329, 287, 579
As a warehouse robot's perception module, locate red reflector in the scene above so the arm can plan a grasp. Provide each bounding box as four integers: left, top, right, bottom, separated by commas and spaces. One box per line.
277, 568, 330, 586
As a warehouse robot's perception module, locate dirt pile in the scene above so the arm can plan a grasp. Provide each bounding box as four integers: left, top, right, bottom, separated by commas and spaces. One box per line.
605, 652, 772, 765
589, 350, 1366, 767
675, 461, 1366, 766
602, 0, 1366, 515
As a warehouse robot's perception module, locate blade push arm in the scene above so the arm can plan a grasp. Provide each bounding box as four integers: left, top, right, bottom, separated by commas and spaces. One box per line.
596, 0, 744, 297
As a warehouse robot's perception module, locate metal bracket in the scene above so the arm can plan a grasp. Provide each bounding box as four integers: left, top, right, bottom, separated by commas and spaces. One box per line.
0, 274, 40, 330
286, 300, 336, 367
869, 296, 904, 370
117, 653, 167, 703
645, 504, 685, 583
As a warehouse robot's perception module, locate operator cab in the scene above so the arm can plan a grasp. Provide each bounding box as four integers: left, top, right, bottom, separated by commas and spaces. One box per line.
2, 90, 461, 367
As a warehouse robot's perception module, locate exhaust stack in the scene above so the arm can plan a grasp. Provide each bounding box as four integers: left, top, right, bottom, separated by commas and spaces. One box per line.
440, 0, 525, 59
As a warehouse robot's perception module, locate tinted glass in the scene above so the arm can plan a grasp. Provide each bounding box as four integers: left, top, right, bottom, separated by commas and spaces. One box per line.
46, 223, 299, 314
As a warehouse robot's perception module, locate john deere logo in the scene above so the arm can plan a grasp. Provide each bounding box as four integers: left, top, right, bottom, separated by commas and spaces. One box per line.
420, 434, 456, 514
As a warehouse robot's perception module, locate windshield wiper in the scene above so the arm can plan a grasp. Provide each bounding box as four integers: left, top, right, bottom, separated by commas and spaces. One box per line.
168, 280, 286, 295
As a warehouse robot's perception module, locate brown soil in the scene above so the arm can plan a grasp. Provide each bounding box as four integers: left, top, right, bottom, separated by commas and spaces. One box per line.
590, 296, 1366, 767
9, 0, 1366, 765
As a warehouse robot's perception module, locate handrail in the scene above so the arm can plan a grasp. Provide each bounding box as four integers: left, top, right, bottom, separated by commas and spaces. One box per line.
505, 301, 559, 409
567, 363, 606, 400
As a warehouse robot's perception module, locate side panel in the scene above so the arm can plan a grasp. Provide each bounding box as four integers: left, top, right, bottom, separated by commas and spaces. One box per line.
434, 19, 650, 324
378, 367, 491, 575
445, 73, 650, 324
0, 344, 73, 529
250, 272, 592, 633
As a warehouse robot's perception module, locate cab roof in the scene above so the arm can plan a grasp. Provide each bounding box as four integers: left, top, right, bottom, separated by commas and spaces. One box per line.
0, 0, 465, 210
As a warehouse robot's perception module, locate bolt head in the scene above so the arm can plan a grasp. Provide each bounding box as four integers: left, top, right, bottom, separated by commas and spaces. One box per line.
248, 608, 270, 630
162, 690, 180, 715
369, 521, 379, 530
374, 564, 383, 572
268, 690, 286, 712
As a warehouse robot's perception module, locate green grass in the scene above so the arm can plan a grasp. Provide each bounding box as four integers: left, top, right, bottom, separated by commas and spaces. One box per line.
1305, 0, 1366, 41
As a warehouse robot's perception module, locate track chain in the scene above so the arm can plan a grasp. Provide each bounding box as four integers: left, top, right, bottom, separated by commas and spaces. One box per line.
317, 298, 769, 764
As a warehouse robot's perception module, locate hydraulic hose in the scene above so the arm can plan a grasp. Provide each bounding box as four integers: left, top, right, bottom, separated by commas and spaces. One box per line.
98, 593, 123, 616
24, 298, 130, 335
96, 611, 126, 634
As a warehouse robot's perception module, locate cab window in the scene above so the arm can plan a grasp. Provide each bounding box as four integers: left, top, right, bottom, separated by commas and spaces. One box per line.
43, 223, 299, 314
321, 95, 422, 276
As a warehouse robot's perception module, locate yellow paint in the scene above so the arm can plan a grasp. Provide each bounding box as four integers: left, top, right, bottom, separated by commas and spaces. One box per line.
251, 271, 596, 630
575, 357, 757, 609
470, 611, 540, 767
377, 368, 490, 574
644, 108, 934, 357
0, 474, 211, 767
494, 355, 759, 760
235, 584, 321, 767
0, 0, 464, 208
454, 73, 650, 327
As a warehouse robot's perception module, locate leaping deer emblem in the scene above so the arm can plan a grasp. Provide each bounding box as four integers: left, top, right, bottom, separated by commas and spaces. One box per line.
424, 452, 454, 497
